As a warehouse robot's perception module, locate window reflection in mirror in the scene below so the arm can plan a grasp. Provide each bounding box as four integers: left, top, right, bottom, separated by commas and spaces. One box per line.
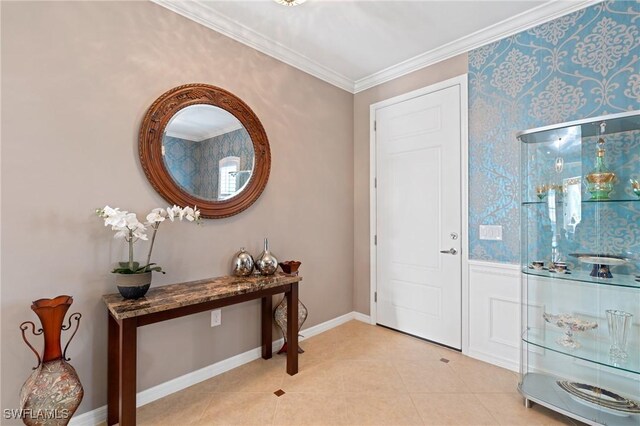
162, 105, 255, 202
219, 156, 240, 200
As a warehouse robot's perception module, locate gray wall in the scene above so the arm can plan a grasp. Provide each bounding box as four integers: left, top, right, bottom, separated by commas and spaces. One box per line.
1, 1, 353, 416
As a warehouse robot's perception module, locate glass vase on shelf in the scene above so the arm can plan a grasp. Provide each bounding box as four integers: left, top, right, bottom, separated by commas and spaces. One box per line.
606, 309, 633, 362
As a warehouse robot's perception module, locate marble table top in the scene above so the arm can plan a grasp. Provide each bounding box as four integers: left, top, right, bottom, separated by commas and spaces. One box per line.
103, 273, 302, 320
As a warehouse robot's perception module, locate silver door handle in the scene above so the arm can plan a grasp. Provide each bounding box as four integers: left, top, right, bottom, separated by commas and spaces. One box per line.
440, 248, 458, 255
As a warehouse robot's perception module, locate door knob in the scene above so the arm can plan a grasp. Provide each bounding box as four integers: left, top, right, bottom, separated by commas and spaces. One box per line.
440, 248, 458, 255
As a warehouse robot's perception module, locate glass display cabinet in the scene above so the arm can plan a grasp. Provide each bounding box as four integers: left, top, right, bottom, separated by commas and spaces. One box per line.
518, 110, 640, 425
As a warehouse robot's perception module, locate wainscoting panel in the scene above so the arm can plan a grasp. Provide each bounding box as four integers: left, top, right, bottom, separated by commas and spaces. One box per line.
467, 260, 521, 372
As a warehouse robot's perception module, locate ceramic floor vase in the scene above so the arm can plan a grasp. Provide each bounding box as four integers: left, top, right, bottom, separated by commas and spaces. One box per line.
274, 297, 308, 354
19, 296, 83, 426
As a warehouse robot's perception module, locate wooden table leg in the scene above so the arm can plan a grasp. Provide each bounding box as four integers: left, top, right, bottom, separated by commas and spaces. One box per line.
107, 313, 119, 425
119, 317, 137, 426
286, 283, 299, 375
261, 296, 273, 359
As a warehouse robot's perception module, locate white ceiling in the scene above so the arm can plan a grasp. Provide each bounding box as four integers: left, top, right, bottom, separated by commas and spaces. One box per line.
165, 105, 242, 141
154, 0, 601, 93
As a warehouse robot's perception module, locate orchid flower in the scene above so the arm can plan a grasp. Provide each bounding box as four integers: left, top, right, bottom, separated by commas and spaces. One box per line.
113, 227, 128, 240
182, 206, 199, 222
166, 205, 181, 222
97, 204, 201, 275
146, 208, 167, 225
98, 206, 128, 228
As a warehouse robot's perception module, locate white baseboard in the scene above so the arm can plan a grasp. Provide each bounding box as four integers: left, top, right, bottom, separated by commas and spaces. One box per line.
70, 406, 106, 426
70, 311, 365, 426
300, 311, 363, 339
466, 348, 520, 373
353, 311, 372, 324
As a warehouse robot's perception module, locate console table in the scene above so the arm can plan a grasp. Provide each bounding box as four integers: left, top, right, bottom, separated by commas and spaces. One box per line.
103, 272, 302, 426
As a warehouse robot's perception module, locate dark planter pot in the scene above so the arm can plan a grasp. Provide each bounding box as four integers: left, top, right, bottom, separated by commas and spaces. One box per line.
115, 272, 152, 299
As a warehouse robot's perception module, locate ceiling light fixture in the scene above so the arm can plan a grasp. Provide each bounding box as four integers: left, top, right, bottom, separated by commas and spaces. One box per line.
273, 0, 306, 6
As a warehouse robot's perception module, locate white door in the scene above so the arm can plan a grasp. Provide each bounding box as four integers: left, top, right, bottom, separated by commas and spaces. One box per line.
375, 84, 462, 349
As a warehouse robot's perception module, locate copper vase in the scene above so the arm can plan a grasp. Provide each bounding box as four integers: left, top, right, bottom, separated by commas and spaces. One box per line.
19, 296, 83, 426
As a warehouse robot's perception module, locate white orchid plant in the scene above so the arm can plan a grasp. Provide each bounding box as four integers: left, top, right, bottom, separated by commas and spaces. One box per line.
96, 205, 201, 274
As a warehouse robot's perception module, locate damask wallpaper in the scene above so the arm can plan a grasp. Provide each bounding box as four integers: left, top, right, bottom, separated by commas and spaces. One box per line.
468, 0, 640, 263
163, 128, 254, 200
164, 136, 199, 192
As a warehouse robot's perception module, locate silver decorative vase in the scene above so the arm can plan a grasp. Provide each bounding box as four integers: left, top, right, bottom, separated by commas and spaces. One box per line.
232, 248, 254, 276
256, 238, 278, 275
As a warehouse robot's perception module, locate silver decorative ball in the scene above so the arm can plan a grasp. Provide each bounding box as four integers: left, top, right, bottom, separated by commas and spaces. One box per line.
232, 248, 254, 276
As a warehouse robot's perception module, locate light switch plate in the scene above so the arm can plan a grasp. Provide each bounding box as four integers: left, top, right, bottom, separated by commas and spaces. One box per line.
479, 225, 503, 241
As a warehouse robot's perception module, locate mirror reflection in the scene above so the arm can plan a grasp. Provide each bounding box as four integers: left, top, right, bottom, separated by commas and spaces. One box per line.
162, 105, 255, 201
563, 177, 582, 234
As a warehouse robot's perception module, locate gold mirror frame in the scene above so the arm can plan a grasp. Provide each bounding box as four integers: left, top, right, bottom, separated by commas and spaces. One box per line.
139, 84, 271, 219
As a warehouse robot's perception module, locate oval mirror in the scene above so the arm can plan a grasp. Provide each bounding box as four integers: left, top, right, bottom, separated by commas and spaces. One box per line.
139, 84, 271, 218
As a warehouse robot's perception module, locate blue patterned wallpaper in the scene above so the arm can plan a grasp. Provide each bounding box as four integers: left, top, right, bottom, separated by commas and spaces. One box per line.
164, 136, 199, 192
163, 128, 254, 200
195, 128, 254, 200
468, 1, 640, 263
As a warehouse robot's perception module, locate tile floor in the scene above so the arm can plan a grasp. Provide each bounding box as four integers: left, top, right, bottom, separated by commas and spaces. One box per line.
132, 320, 579, 425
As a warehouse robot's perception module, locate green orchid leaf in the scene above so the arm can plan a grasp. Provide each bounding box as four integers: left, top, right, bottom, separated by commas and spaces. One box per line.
118, 261, 140, 270
136, 263, 156, 271
112, 267, 136, 274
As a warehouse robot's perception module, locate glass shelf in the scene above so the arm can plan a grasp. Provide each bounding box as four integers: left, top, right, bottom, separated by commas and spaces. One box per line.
524, 328, 640, 375
523, 268, 640, 290
517, 110, 640, 144
519, 373, 640, 426
522, 199, 640, 206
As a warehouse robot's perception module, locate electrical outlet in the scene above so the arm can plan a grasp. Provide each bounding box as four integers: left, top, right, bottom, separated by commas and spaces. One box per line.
210, 309, 221, 327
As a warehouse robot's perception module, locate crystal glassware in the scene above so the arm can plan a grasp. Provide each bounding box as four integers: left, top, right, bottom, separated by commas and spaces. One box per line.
606, 310, 633, 361
630, 179, 640, 198
542, 312, 598, 349
535, 184, 548, 200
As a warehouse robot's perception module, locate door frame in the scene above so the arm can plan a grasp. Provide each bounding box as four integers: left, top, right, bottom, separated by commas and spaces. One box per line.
369, 74, 470, 353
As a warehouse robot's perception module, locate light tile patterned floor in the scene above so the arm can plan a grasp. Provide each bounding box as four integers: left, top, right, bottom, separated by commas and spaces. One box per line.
132, 320, 578, 425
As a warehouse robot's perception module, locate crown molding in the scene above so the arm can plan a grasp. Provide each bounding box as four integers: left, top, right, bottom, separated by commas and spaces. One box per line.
151, 0, 355, 92
152, 0, 602, 95
353, 0, 603, 93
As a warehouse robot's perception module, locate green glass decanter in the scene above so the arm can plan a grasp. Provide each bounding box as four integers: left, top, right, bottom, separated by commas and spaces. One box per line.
585, 133, 615, 200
